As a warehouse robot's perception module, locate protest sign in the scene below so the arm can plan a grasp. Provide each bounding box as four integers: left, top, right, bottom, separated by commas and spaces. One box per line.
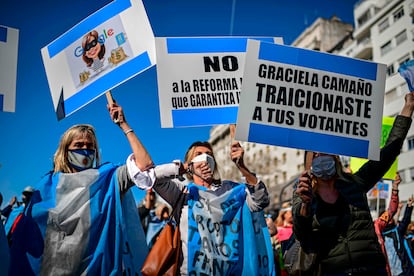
350, 117, 397, 179
156, 36, 283, 128
0, 25, 18, 112
236, 40, 386, 160
41, 0, 155, 120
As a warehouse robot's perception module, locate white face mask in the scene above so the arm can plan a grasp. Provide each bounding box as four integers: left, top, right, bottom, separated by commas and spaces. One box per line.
191, 153, 215, 172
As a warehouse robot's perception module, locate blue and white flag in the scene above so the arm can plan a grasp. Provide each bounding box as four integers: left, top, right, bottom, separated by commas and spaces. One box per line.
11, 163, 149, 275
186, 182, 275, 275
398, 59, 414, 92
0, 25, 19, 112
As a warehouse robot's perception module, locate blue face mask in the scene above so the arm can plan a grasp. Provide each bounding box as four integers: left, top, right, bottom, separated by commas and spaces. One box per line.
68, 149, 95, 171
311, 155, 336, 179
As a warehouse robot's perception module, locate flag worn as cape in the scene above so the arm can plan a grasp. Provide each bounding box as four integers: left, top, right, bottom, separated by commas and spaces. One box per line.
12, 163, 147, 275
187, 182, 275, 275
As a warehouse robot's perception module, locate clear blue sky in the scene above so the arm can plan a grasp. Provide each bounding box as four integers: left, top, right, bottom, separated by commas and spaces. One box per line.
0, 0, 359, 205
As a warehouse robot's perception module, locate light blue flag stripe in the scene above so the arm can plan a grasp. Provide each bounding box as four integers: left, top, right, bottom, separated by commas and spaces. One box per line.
172, 106, 238, 127
248, 122, 369, 158
64, 52, 151, 115
47, 0, 131, 58
166, 37, 276, 54
0, 26, 7, 42
258, 41, 378, 80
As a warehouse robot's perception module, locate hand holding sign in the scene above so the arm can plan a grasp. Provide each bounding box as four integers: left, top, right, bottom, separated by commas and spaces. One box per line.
229, 124, 242, 167
105, 91, 120, 124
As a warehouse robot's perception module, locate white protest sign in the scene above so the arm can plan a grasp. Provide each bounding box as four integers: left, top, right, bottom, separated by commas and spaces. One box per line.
41, 0, 155, 120
236, 40, 386, 160
0, 25, 18, 112
156, 36, 283, 128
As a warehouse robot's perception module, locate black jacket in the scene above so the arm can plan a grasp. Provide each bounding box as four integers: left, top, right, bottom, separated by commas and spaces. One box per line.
292, 115, 412, 274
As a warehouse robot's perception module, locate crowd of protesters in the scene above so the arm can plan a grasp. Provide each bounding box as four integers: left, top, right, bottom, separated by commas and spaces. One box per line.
0, 92, 413, 275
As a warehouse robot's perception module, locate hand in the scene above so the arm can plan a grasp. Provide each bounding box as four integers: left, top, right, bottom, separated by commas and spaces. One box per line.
296, 171, 313, 204
230, 141, 244, 167
192, 161, 213, 183
9, 196, 17, 206
401, 92, 414, 117
107, 102, 126, 125
393, 172, 401, 189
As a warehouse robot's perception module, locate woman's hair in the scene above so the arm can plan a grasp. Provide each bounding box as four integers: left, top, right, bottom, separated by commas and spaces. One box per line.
53, 124, 100, 173
184, 141, 221, 184
276, 202, 292, 227
82, 30, 106, 67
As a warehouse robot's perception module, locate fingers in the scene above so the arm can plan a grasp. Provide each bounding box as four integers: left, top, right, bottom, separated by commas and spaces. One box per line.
230, 141, 243, 163
296, 171, 313, 204
107, 103, 124, 124
193, 161, 213, 181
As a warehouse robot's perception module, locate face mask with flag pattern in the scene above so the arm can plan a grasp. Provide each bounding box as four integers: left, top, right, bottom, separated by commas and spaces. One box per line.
68, 149, 95, 171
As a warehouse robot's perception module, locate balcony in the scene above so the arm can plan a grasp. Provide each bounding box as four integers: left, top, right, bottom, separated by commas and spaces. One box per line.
353, 36, 373, 60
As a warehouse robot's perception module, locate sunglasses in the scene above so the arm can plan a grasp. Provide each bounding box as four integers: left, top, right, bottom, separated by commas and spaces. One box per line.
84, 40, 98, 51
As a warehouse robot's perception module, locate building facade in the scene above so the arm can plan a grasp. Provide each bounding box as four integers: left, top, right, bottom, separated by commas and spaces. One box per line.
336, 0, 414, 213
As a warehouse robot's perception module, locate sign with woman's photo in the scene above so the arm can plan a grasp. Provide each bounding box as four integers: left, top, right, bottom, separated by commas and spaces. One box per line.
41, 0, 155, 120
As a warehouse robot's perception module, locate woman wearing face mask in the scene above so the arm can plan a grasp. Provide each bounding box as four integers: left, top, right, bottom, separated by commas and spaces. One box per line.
292, 92, 414, 276
11, 100, 156, 275
147, 140, 272, 275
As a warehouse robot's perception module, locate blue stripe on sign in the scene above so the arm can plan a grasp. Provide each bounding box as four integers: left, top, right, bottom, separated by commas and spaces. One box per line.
166, 37, 275, 54
0, 94, 3, 111
0, 26, 7, 42
248, 123, 369, 158
172, 106, 238, 127
47, 0, 131, 58
65, 52, 151, 115
258, 42, 378, 80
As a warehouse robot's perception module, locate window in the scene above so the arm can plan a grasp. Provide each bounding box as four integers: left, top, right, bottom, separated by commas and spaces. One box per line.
380, 41, 392, 56
395, 30, 407, 45
378, 18, 389, 33
410, 167, 414, 181
358, 11, 371, 26
408, 136, 414, 150
393, 7, 405, 22
386, 64, 395, 77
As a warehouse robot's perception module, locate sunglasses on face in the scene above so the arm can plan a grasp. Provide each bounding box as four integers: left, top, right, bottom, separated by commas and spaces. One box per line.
84, 40, 98, 51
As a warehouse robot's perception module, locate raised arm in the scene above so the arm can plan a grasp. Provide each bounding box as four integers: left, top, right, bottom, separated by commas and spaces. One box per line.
107, 101, 154, 171
230, 141, 258, 185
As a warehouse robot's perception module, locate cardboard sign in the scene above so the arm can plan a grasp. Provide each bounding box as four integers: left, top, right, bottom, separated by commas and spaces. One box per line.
236, 40, 386, 160
0, 25, 19, 112
156, 36, 283, 128
41, 0, 155, 120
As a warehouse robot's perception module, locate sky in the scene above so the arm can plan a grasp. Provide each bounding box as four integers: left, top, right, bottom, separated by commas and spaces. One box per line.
0, 0, 360, 206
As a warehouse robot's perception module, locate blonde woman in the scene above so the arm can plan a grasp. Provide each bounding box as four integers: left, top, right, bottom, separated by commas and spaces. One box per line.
9, 101, 156, 275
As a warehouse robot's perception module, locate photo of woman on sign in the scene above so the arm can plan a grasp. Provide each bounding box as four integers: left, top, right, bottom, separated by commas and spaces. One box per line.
81, 30, 106, 73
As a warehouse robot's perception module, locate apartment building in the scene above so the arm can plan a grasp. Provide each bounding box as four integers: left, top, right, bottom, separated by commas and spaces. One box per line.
336, 0, 414, 213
